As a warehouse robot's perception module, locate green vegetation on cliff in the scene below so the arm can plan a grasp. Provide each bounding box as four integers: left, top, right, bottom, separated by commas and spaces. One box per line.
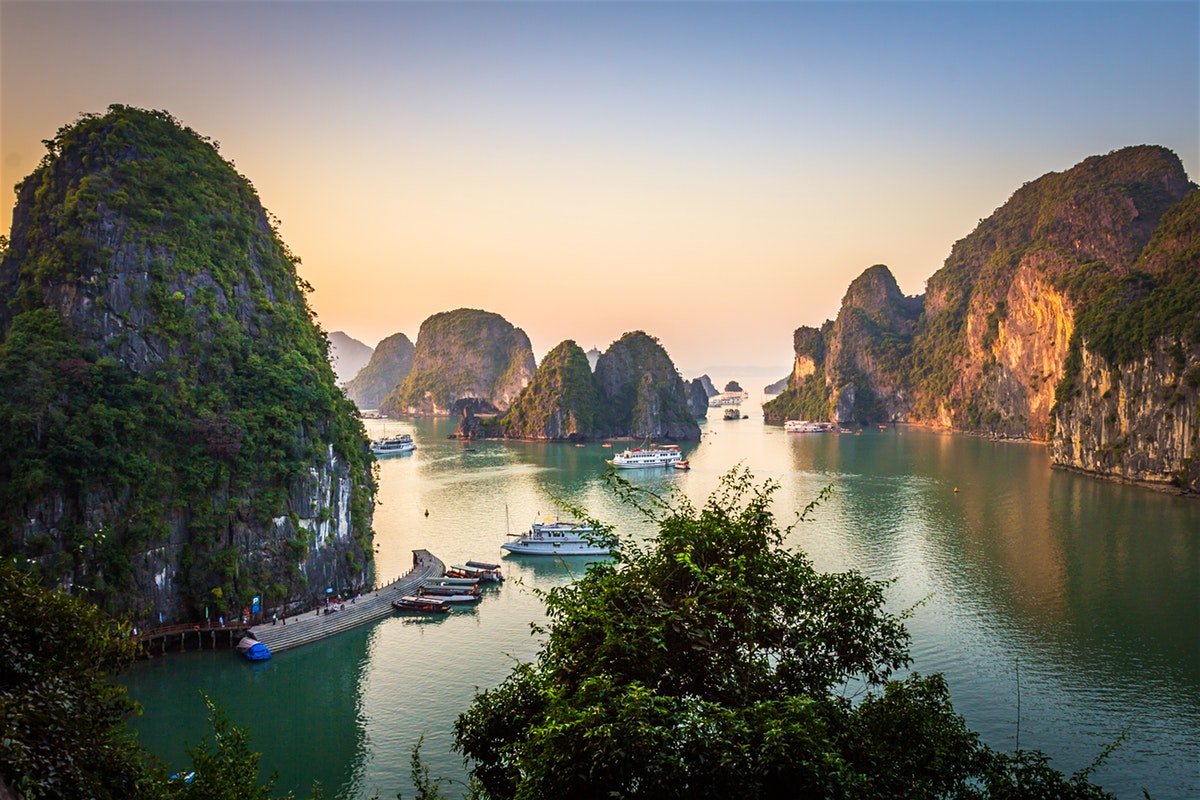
501, 340, 603, 440
0, 106, 374, 622
594, 331, 700, 441
343, 331, 415, 409
379, 308, 534, 417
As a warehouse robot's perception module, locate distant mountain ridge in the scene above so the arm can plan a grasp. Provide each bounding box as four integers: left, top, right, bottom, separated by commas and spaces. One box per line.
765, 145, 1200, 493
328, 330, 373, 385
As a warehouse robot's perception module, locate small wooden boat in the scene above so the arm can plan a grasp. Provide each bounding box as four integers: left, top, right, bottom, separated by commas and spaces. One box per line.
392, 596, 450, 613
420, 582, 481, 597
424, 576, 479, 587
236, 637, 271, 661
417, 587, 481, 603
673, 460, 690, 470
447, 562, 503, 582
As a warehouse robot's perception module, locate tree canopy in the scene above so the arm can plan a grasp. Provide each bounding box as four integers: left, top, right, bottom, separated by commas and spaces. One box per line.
453, 469, 1117, 800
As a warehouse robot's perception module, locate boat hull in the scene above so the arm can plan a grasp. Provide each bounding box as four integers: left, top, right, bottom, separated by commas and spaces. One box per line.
500, 540, 613, 556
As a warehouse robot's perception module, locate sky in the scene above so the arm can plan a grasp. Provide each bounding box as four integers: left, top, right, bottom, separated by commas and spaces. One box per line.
2, 1, 1197, 380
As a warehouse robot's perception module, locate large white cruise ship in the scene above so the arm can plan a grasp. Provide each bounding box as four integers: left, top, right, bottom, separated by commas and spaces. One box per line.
606, 444, 684, 469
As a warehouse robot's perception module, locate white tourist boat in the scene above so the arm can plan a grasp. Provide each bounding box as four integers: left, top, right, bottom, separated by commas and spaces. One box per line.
606, 444, 684, 469
370, 433, 415, 456
501, 515, 616, 556
784, 420, 834, 433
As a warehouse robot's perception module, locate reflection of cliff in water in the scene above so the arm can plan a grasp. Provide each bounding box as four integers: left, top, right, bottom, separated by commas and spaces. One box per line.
123, 621, 374, 798
787, 425, 1200, 700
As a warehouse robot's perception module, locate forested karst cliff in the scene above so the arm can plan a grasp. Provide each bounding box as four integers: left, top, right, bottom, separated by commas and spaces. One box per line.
0, 106, 375, 625
378, 309, 534, 417
498, 340, 603, 440
765, 145, 1198, 491
594, 331, 701, 441
343, 331, 414, 409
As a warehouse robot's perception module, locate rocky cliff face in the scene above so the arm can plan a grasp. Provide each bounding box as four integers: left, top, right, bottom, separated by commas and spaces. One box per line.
594, 331, 700, 441
1051, 340, 1200, 491
0, 106, 375, 624
500, 340, 603, 440
824, 265, 921, 423
378, 309, 535, 417
328, 331, 373, 385
685, 378, 710, 419
766, 145, 1198, 491
343, 331, 414, 409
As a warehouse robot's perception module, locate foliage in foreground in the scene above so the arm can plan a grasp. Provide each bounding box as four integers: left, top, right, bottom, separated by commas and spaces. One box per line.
453, 468, 1119, 799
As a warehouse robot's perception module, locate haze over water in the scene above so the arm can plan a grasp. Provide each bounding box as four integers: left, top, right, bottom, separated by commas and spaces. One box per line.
123, 404, 1200, 800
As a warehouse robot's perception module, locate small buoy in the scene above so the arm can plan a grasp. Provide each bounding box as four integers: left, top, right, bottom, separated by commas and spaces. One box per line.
424, 509, 429, 517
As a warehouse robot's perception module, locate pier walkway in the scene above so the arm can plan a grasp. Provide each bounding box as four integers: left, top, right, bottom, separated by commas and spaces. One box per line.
246, 549, 443, 655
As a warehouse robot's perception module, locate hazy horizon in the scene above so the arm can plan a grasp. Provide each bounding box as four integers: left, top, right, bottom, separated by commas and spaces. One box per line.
3, 1, 1197, 377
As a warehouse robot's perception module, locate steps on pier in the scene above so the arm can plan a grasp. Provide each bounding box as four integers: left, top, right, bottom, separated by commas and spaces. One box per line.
247, 550, 443, 654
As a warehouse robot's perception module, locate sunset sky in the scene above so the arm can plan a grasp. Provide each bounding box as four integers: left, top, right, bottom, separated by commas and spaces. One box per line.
2, 1, 1197, 379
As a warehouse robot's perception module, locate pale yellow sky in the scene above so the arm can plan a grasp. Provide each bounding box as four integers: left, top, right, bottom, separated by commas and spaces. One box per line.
3, 2, 1196, 378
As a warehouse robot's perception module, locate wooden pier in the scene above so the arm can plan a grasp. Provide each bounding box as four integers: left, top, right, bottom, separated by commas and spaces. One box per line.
244, 549, 444, 655
134, 621, 251, 654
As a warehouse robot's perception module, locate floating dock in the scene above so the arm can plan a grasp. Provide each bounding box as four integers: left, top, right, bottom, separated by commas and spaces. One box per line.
245, 549, 444, 654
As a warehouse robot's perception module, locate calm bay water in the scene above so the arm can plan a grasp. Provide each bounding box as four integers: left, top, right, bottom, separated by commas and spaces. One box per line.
122, 401, 1200, 799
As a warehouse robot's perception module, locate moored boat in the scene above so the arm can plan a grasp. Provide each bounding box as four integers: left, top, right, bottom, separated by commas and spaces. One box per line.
236, 637, 271, 661
501, 515, 616, 556
673, 460, 690, 470
420, 582, 481, 597
392, 596, 450, 613
606, 444, 684, 469
371, 433, 415, 456
447, 562, 504, 582
416, 587, 481, 604
784, 420, 834, 433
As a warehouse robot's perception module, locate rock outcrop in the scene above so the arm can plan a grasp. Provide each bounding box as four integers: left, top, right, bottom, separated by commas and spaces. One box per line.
377, 309, 535, 417
765, 145, 1198, 491
0, 106, 375, 624
499, 340, 603, 440
343, 331, 415, 410
594, 331, 700, 441
328, 331, 373, 385
685, 378, 710, 419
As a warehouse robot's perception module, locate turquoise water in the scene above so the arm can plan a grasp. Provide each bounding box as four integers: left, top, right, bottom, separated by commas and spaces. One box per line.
122, 406, 1200, 799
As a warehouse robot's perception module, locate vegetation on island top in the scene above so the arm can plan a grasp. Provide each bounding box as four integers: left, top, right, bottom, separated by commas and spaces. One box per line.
1, 470, 1127, 799
0, 106, 375, 622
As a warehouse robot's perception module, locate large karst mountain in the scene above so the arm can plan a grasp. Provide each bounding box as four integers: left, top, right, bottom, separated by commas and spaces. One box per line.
765, 145, 1199, 492
378, 308, 535, 417
0, 106, 376, 625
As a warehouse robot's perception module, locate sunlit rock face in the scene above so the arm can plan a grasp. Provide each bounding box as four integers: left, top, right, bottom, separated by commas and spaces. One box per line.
378, 308, 534, 417
764, 146, 1199, 491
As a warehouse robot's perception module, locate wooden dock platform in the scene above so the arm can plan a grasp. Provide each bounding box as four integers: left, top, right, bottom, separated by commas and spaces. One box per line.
245, 549, 444, 655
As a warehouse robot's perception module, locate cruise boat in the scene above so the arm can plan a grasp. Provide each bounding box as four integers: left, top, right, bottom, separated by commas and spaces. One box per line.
606, 444, 684, 469
723, 407, 743, 420
784, 420, 834, 433
501, 515, 616, 556
371, 433, 415, 456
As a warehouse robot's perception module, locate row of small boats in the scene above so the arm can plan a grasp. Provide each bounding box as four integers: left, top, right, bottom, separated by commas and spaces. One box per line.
391, 561, 504, 614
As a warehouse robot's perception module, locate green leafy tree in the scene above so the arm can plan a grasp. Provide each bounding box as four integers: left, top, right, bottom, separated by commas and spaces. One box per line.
0, 561, 151, 799
454, 469, 1117, 800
